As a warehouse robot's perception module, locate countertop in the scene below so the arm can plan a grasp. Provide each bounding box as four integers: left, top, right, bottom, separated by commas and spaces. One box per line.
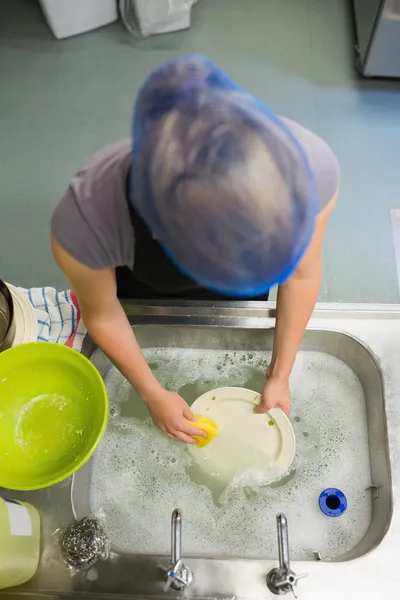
2, 302, 400, 600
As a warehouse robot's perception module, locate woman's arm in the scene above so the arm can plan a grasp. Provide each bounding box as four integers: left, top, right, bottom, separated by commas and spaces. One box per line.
255, 193, 337, 415
51, 236, 205, 443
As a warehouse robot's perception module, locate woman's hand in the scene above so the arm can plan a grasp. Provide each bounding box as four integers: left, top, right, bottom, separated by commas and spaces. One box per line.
144, 388, 207, 444
254, 366, 291, 416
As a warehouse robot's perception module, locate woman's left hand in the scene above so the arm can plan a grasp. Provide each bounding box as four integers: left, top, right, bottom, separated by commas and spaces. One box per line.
254, 367, 291, 416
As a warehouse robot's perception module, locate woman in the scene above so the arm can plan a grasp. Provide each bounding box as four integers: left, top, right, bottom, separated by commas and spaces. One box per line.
51, 55, 339, 444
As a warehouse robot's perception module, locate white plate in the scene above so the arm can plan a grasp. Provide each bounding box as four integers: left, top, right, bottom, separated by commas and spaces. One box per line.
6, 284, 38, 345
188, 387, 296, 487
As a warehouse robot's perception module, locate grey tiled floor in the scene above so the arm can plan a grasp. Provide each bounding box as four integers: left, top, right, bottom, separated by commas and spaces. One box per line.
1, 0, 400, 301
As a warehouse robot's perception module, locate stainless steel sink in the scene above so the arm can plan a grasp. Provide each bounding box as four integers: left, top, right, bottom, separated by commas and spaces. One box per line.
2, 302, 398, 600
71, 321, 391, 565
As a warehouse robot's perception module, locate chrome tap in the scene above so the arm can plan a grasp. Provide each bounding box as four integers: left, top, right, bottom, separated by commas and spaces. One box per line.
163, 509, 193, 592
267, 514, 306, 598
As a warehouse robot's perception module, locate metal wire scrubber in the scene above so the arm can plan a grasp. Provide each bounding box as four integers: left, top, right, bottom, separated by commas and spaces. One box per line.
59, 515, 109, 569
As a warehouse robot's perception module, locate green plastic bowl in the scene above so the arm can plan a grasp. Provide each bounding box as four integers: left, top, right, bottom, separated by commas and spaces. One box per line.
0, 342, 108, 490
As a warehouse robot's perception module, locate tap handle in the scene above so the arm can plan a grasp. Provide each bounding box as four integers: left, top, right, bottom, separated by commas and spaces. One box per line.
164, 559, 185, 592
275, 571, 307, 598
163, 559, 193, 592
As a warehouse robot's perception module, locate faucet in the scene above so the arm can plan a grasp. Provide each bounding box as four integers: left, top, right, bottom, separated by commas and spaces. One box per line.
267, 514, 306, 598
162, 509, 193, 592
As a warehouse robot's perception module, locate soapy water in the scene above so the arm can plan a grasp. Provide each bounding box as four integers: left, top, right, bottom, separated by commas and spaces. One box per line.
90, 349, 372, 560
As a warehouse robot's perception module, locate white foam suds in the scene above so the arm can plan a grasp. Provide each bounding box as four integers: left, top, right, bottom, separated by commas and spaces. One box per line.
90, 349, 372, 560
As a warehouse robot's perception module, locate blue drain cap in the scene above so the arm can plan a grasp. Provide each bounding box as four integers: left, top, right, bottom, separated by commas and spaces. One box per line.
319, 488, 347, 517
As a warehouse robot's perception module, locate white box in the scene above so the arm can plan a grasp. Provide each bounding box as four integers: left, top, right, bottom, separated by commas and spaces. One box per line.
39, 0, 118, 39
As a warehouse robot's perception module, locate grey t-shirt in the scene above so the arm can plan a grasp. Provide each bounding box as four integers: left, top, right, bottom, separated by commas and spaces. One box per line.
51, 118, 340, 270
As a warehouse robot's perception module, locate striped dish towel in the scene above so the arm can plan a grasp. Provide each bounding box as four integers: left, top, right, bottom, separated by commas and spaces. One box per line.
21, 287, 87, 351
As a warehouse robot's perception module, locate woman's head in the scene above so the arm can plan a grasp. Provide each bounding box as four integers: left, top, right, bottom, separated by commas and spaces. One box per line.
131, 55, 317, 297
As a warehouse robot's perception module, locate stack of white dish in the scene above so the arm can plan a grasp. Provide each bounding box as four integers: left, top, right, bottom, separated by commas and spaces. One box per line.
6, 284, 38, 346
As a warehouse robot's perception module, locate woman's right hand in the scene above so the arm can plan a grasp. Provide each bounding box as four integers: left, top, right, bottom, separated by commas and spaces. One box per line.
144, 388, 207, 444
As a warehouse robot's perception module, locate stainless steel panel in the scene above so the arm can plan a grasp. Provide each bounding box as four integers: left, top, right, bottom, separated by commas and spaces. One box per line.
353, 0, 383, 60
1, 303, 399, 600
353, 0, 400, 77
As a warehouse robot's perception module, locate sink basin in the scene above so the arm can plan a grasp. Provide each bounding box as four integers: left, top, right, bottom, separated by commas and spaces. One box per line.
71, 324, 392, 563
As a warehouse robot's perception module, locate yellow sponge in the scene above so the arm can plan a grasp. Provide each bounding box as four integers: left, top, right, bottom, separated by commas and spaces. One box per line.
187, 414, 219, 448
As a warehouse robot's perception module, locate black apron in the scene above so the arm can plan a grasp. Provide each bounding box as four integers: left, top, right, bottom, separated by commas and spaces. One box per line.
116, 177, 269, 301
